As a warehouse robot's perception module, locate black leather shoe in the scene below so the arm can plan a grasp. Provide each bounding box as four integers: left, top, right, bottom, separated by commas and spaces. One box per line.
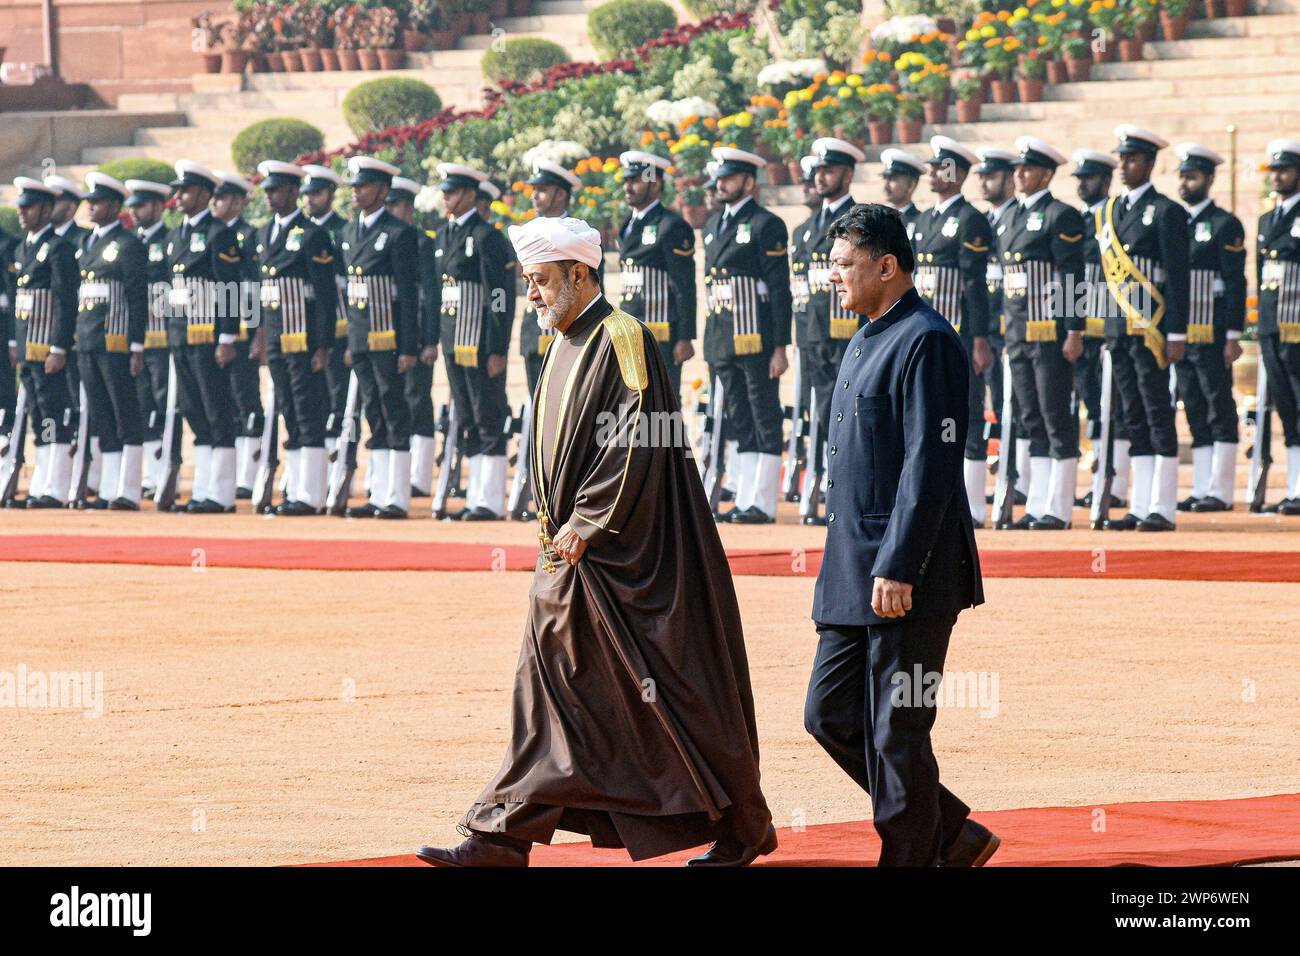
801, 514, 827, 526
80, 497, 110, 510
1261, 498, 1287, 514
1177, 495, 1200, 512
411, 485, 431, 498
686, 823, 778, 867
461, 506, 504, 521
415, 834, 530, 868
514, 509, 538, 522
713, 508, 733, 523
1007, 512, 1038, 530
1279, 499, 1300, 516
27, 495, 63, 509
108, 497, 140, 511
719, 487, 735, 502
377, 505, 408, 519
1190, 496, 1230, 513
731, 507, 775, 525
346, 502, 380, 518
1028, 515, 1070, 530
1137, 513, 1176, 532
236, 486, 253, 500
1075, 491, 1092, 508
1105, 512, 1140, 531
188, 498, 226, 514
275, 500, 318, 517
941, 819, 1001, 867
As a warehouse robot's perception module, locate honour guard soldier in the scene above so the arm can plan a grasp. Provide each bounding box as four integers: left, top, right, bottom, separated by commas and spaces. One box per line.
75, 173, 148, 509
254, 161, 339, 515
383, 175, 439, 497
9, 178, 78, 507
520, 159, 585, 397
44, 174, 93, 490
1, 222, 17, 439
1000, 136, 1087, 529
1173, 144, 1246, 513
165, 159, 247, 513
477, 179, 502, 221
1256, 140, 1300, 512
916, 136, 995, 524
340, 156, 421, 519
1099, 126, 1190, 531
212, 171, 266, 497
703, 146, 792, 524
432, 162, 517, 520
1071, 148, 1130, 508
791, 154, 822, 434
616, 149, 696, 401
880, 149, 925, 237
126, 179, 175, 494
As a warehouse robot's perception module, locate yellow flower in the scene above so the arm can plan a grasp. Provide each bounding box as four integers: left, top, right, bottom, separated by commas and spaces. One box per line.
980, 24, 997, 37
602, 159, 618, 174
735, 111, 753, 127
846, 74, 863, 87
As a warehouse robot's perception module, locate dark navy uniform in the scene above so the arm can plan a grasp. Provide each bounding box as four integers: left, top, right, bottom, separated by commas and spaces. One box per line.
1256, 156, 1300, 505
135, 219, 172, 457
312, 208, 352, 441
0, 226, 17, 437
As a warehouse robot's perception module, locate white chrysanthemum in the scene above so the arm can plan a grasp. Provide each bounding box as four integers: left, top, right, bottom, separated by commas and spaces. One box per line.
414, 184, 442, 215
871, 14, 939, 45
756, 58, 827, 87
522, 139, 588, 169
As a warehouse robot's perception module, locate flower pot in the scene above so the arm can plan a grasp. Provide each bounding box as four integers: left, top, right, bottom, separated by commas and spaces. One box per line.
429, 31, 457, 51
1017, 78, 1044, 102
265, 51, 284, 72
379, 48, 405, 70
1065, 55, 1092, 82
221, 49, 251, 74
300, 47, 322, 71
755, 142, 778, 163
786, 160, 805, 182
765, 161, 791, 186
337, 49, 360, 71
990, 78, 1017, 103
199, 52, 222, 74
1046, 58, 1068, 84
491, 0, 510, 17
450, 13, 470, 38
867, 119, 893, 146
1159, 11, 1190, 39
1203, 0, 1224, 16
403, 29, 429, 53
923, 100, 948, 125
1091, 34, 1114, 63
319, 47, 339, 70
1225, 0, 1248, 15
682, 205, 707, 229
281, 49, 301, 72
956, 99, 981, 123
472, 12, 492, 34
358, 49, 381, 70
1118, 37, 1144, 62
511, 0, 532, 15
895, 118, 922, 144
1137, 19, 1156, 42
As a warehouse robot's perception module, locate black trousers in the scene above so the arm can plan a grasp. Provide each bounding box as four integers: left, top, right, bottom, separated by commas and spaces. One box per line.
137, 349, 169, 442
959, 335, 987, 461
77, 350, 142, 453
1073, 338, 1105, 442
404, 359, 436, 438
1007, 336, 1078, 459
524, 351, 545, 400
353, 350, 410, 451
1259, 334, 1300, 447
1107, 335, 1176, 458
175, 344, 238, 447
231, 338, 264, 438
1, 359, 16, 436
1177, 339, 1237, 447
324, 338, 350, 438
712, 352, 784, 456
268, 351, 327, 449
445, 358, 510, 458
20, 360, 74, 445
805, 615, 970, 866
984, 332, 1005, 440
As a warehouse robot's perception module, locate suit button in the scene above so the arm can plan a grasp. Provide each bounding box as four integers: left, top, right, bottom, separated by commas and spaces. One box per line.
842, 380, 848, 389
827, 513, 835, 523
830, 445, 837, 455
827, 479, 834, 489
836, 412, 843, 422
853, 346, 861, 356
1003, 251, 1011, 260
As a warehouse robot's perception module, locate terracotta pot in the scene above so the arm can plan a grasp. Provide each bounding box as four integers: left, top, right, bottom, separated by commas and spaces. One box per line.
955, 99, 981, 123
403, 30, 428, 53
895, 118, 922, 144
765, 161, 790, 186
1159, 12, 1190, 39
1118, 37, 1144, 62
1065, 55, 1092, 82
429, 31, 457, 51
511, 0, 532, 15
755, 142, 778, 163
867, 119, 893, 146
378, 48, 405, 70
1137, 19, 1156, 42
450, 13, 470, 37
1092, 36, 1114, 63
358, 48, 381, 70
221, 49, 250, 74
200, 52, 222, 74
1225, 0, 1248, 15
1017, 78, 1044, 102
1203, 0, 1224, 16
1046, 59, 1067, 84
990, 78, 1017, 104
491, 0, 510, 17
923, 100, 948, 125
681, 205, 707, 229
337, 49, 360, 71
472, 12, 492, 34
319, 47, 339, 70
265, 51, 284, 72
280, 49, 301, 72
299, 47, 322, 71
786, 160, 804, 182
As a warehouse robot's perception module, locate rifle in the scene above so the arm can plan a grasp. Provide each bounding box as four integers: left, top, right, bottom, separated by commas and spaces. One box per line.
798, 390, 823, 524
69, 381, 92, 508
252, 377, 279, 514
783, 351, 806, 502
508, 399, 534, 520
992, 349, 1019, 529
326, 370, 359, 516
0, 384, 28, 505
1248, 353, 1272, 512
700, 374, 727, 514
154, 354, 182, 511
432, 396, 460, 519
1089, 346, 1116, 530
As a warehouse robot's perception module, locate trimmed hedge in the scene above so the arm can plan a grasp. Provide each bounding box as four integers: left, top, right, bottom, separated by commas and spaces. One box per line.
588, 0, 678, 59
0, 206, 19, 237
480, 37, 570, 85
94, 158, 175, 187
342, 77, 443, 138
231, 118, 324, 176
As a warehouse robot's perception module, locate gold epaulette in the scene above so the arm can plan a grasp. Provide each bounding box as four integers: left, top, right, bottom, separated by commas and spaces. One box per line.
602, 308, 649, 391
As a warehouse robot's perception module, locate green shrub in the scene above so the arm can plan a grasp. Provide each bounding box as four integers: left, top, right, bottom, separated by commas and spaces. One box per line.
480, 37, 570, 85
231, 118, 324, 176
94, 158, 176, 187
587, 0, 677, 59
342, 76, 443, 138
0, 206, 19, 237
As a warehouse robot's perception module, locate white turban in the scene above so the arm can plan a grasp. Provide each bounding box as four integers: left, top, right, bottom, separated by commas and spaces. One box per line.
508, 216, 603, 269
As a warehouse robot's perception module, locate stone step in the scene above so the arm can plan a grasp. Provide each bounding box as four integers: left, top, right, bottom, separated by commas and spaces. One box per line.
979, 90, 1298, 122
533, 0, 606, 13
1144, 31, 1295, 58
80, 145, 167, 165
1091, 52, 1294, 80
241, 67, 482, 92
1042, 73, 1299, 103
1185, 11, 1300, 37
133, 123, 353, 153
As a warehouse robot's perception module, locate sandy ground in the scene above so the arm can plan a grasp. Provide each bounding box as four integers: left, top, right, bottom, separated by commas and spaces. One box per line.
1, 553, 1297, 866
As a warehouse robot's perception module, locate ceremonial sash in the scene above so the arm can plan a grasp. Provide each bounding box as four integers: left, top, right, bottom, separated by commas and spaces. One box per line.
1097, 198, 1167, 367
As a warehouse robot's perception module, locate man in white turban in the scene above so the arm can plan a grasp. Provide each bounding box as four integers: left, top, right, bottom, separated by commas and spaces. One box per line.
416, 216, 776, 868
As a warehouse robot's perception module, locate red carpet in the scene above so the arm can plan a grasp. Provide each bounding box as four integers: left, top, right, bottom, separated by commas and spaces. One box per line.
308, 792, 1300, 867
4, 534, 1300, 581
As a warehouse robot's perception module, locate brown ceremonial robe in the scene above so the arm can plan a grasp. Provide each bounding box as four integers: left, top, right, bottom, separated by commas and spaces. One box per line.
460, 293, 772, 860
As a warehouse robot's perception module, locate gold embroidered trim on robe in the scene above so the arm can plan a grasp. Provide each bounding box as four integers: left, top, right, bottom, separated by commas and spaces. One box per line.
602, 309, 649, 391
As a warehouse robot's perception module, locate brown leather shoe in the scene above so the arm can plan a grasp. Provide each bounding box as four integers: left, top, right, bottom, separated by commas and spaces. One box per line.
415, 833, 530, 868
685, 823, 778, 867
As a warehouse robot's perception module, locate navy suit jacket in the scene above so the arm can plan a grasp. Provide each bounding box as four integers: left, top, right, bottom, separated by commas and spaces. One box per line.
812, 287, 984, 627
